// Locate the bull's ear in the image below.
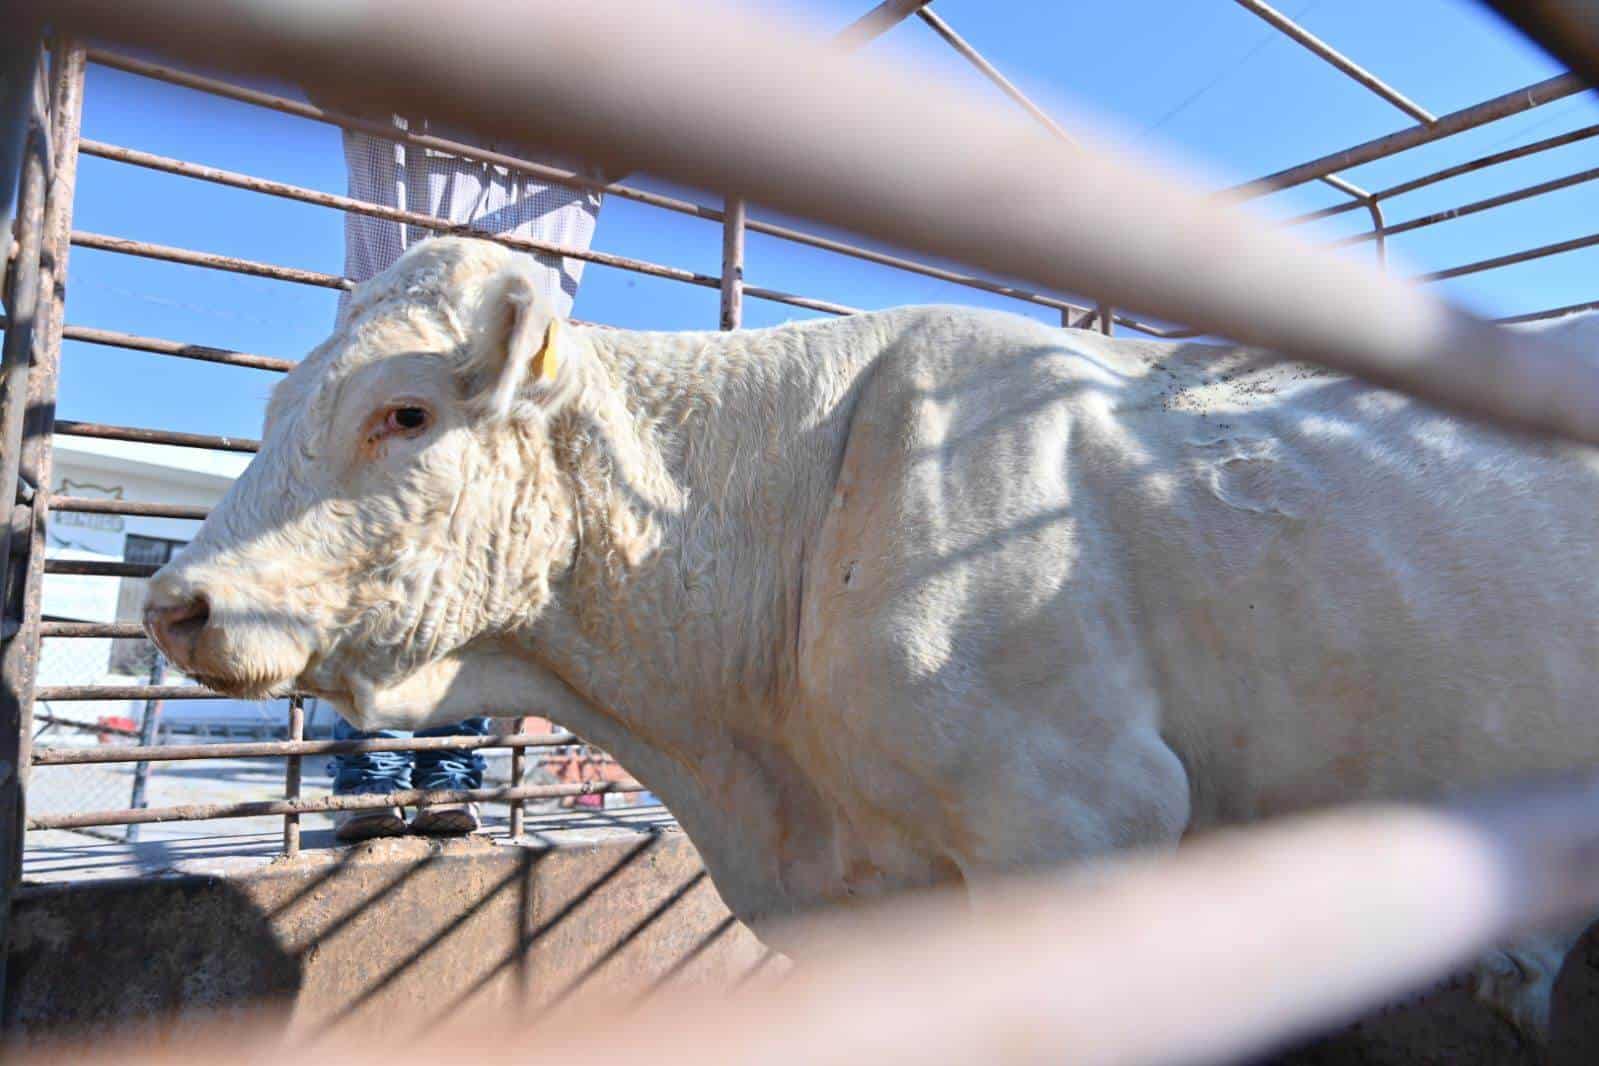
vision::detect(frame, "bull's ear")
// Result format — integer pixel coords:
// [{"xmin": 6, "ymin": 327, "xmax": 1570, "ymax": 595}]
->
[{"xmin": 472, "ymin": 262, "xmax": 581, "ymax": 422}]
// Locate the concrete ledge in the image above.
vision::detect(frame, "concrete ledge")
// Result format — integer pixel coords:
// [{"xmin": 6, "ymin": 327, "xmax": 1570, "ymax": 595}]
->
[
  {"xmin": 8, "ymin": 813, "xmax": 1599, "ymax": 1063},
  {"xmin": 5, "ymin": 811, "xmax": 773, "ymax": 1043}
]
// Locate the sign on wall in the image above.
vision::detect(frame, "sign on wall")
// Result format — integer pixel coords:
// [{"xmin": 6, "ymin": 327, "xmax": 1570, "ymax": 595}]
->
[{"xmin": 53, "ymin": 478, "xmax": 126, "ymax": 533}]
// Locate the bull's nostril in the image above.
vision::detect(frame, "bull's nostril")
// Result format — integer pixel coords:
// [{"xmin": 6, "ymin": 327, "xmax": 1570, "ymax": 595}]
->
[{"xmin": 145, "ymin": 594, "xmax": 211, "ymax": 660}]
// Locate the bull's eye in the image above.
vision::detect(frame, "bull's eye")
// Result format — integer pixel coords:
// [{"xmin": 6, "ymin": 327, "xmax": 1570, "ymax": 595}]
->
[
  {"xmin": 392, "ymin": 407, "xmax": 428, "ymax": 431},
  {"xmin": 364, "ymin": 404, "xmax": 433, "ymax": 454}
]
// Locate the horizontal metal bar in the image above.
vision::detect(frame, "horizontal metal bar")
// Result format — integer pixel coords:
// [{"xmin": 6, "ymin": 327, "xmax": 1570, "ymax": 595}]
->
[
  {"xmin": 2, "ymin": 314, "xmax": 294, "ymax": 372},
  {"xmin": 1418, "ymin": 231, "xmax": 1599, "ymax": 283},
  {"xmin": 1235, "ymin": 73, "xmax": 1587, "ymax": 198},
  {"xmin": 49, "ymin": 494, "xmax": 209, "ymax": 520},
  {"xmin": 54, "ymin": 418, "xmax": 259, "ymax": 452},
  {"xmin": 63, "ymin": 320, "xmax": 294, "ymax": 372},
  {"xmin": 36, "ymin": 685, "xmax": 270, "ymax": 701},
  {"xmin": 44, "ymin": 1, "xmax": 1599, "ymax": 449},
  {"xmin": 1338, "ymin": 166, "xmax": 1599, "ymax": 246},
  {"xmin": 33, "ymin": 730, "xmax": 581, "ymax": 764},
  {"xmin": 82, "ymin": 52, "xmax": 1094, "ymax": 317},
  {"xmin": 1374, "ymin": 124, "xmax": 1599, "ymax": 204},
  {"xmin": 1284, "ymin": 123, "xmax": 1599, "ymax": 228},
  {"xmin": 80, "ymin": 140, "xmax": 722, "ymax": 291},
  {"xmin": 33, "ymin": 710, "xmax": 139, "ymax": 737},
  {"xmin": 1233, "ymin": 0, "xmax": 1434, "ymax": 124},
  {"xmin": 743, "ymin": 285, "xmax": 860, "ymax": 316},
  {"xmin": 1497, "ymin": 299, "xmax": 1599, "ymax": 325},
  {"xmin": 41, "ymin": 620, "xmax": 144, "ymax": 637},
  {"xmin": 84, "ymin": 47, "xmax": 711, "ymax": 217},
  {"xmin": 72, "ymin": 229, "xmax": 352, "ymax": 289},
  {"xmin": 27, "ymin": 779, "xmax": 646, "ymax": 830},
  {"xmin": 45, "ymin": 558, "xmax": 158, "ymax": 577}
]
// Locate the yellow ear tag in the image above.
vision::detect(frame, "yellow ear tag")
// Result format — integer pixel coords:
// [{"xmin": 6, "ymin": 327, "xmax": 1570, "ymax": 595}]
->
[{"xmin": 532, "ymin": 319, "xmax": 563, "ymax": 383}]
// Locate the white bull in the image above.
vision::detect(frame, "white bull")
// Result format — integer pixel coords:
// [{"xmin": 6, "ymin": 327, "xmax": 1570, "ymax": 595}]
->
[{"xmin": 145, "ymin": 237, "xmax": 1598, "ymax": 1044}]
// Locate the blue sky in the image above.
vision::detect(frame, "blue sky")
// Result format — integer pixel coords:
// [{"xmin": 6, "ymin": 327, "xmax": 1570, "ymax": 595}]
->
[{"xmin": 58, "ymin": 0, "xmax": 1599, "ymax": 442}]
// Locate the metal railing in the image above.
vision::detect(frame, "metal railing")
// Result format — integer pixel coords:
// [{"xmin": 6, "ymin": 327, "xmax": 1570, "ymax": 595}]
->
[{"xmin": 0, "ymin": 0, "xmax": 1595, "ymax": 999}]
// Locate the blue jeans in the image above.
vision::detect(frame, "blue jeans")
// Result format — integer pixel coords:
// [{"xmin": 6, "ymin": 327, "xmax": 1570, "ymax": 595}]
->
[{"xmin": 329, "ymin": 716, "xmax": 492, "ymax": 795}]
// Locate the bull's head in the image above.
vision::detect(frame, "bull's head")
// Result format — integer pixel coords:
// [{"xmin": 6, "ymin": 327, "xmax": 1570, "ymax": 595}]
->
[{"xmin": 142, "ymin": 238, "xmax": 602, "ymax": 729}]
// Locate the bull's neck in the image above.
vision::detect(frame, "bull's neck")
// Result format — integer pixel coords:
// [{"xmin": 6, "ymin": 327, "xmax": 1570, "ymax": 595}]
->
[{"xmin": 532, "ymin": 316, "xmax": 886, "ymax": 754}]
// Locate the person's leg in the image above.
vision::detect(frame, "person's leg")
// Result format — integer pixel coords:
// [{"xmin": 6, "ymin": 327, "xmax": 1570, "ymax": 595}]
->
[
  {"xmin": 328, "ymin": 715, "xmax": 412, "ymax": 841},
  {"xmin": 409, "ymin": 717, "xmax": 493, "ymax": 835}
]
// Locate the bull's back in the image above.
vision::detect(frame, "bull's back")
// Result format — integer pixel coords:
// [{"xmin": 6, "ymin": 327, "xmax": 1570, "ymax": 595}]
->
[{"xmin": 1109, "ymin": 333, "xmax": 1599, "ymax": 829}]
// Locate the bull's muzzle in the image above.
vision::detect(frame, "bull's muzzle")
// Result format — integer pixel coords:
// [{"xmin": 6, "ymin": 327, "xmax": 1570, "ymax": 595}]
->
[{"xmin": 142, "ymin": 588, "xmax": 211, "ymax": 673}]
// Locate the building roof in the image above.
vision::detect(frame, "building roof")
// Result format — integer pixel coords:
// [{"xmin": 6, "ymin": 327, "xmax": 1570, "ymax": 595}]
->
[{"xmin": 52, "ymin": 434, "xmax": 252, "ymax": 488}]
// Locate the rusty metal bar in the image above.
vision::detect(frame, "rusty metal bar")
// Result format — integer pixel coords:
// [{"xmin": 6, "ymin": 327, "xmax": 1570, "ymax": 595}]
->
[
  {"xmin": 508, "ymin": 716, "xmax": 529, "ymax": 839},
  {"xmin": 1417, "ymin": 230, "xmax": 1599, "ymax": 283},
  {"xmin": 34, "ymin": 730, "xmax": 582, "ymax": 765},
  {"xmin": 44, "ymin": 0, "xmax": 1599, "ymax": 447},
  {"xmin": 1368, "ymin": 198, "xmax": 1387, "ymax": 269},
  {"xmin": 720, "ymin": 196, "xmax": 745, "ymax": 330},
  {"xmin": 1339, "ymin": 165, "xmax": 1599, "ymax": 246},
  {"xmin": 0, "ymin": 84, "xmax": 46, "ymax": 972},
  {"xmin": 1284, "ymin": 123, "xmax": 1599, "ymax": 228},
  {"xmin": 1498, "ymin": 298, "xmax": 1599, "ymax": 325},
  {"xmin": 78, "ymin": 142, "xmax": 725, "ymax": 292},
  {"xmin": 78, "ymin": 140, "xmax": 1056, "ymax": 320},
  {"xmin": 124, "ymin": 655, "xmax": 165, "ymax": 842},
  {"xmin": 738, "ymin": 219, "xmax": 1087, "ymax": 314},
  {"xmin": 54, "ymin": 419, "xmax": 259, "ymax": 452},
  {"xmin": 60, "ymin": 320, "xmax": 293, "ymax": 372},
  {"xmin": 27, "ymin": 779, "xmax": 647, "ymax": 831},
  {"xmin": 41, "ymin": 620, "xmax": 145, "ymax": 637},
  {"xmin": 31, "ymin": 710, "xmax": 138, "ymax": 737},
  {"xmin": 81, "ymin": 51, "xmax": 1093, "ymax": 318},
  {"xmin": 0, "ymin": 41, "xmax": 81, "ymax": 1010},
  {"xmin": 1233, "ymin": 72, "xmax": 1586, "ymax": 198},
  {"xmin": 743, "ymin": 285, "xmax": 860, "ymax": 317},
  {"xmin": 38, "ymin": 684, "xmax": 258, "ymax": 701},
  {"xmin": 45, "ymin": 559, "xmax": 158, "ymax": 578},
  {"xmin": 915, "ymin": 7, "xmax": 1077, "ymax": 147},
  {"xmin": 282, "ymin": 695, "xmax": 302, "ymax": 856},
  {"xmin": 72, "ymin": 229, "xmax": 352, "ymax": 289},
  {"xmin": 49, "ymin": 495, "xmax": 209, "ymax": 520},
  {"xmin": 1232, "ymin": 0, "xmax": 1435, "ymax": 123},
  {"xmin": 834, "ymin": 0, "xmax": 932, "ymax": 49},
  {"xmin": 0, "ymin": 59, "xmax": 49, "ymax": 642},
  {"xmin": 84, "ymin": 48, "xmax": 703, "ymax": 216}
]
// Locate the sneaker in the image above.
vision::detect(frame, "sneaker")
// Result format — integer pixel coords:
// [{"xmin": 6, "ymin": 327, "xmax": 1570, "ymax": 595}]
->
[
  {"xmin": 333, "ymin": 806, "xmax": 407, "ymax": 842},
  {"xmin": 410, "ymin": 802, "xmax": 482, "ymax": 836}
]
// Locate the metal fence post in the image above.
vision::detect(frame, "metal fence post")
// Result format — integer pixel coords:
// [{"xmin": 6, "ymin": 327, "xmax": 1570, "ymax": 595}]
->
[
  {"xmin": 0, "ymin": 37, "xmax": 84, "ymax": 1014},
  {"xmin": 720, "ymin": 196, "xmax": 745, "ymax": 331},
  {"xmin": 508, "ymin": 715, "xmax": 528, "ymax": 839},
  {"xmin": 283, "ymin": 695, "xmax": 303, "ymax": 856},
  {"xmin": 125, "ymin": 655, "xmax": 165, "ymax": 842}
]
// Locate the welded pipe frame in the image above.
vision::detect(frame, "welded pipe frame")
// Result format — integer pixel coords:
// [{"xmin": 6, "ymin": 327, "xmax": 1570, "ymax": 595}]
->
[
  {"xmin": 9, "ymin": 2, "xmax": 1599, "ymax": 831},
  {"xmin": 4, "ymin": 2, "xmax": 1594, "ymax": 842}
]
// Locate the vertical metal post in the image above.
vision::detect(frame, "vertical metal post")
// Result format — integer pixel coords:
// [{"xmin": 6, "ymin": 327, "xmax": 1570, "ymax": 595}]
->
[
  {"xmin": 1367, "ymin": 198, "xmax": 1388, "ymax": 270},
  {"xmin": 125, "ymin": 655, "xmax": 165, "ymax": 842},
  {"xmin": 0, "ymin": 39, "xmax": 84, "ymax": 1010},
  {"xmin": 508, "ymin": 715, "xmax": 528, "ymax": 839},
  {"xmin": 1097, "ymin": 302, "xmax": 1113, "ymax": 336},
  {"xmin": 720, "ymin": 196, "xmax": 745, "ymax": 331},
  {"xmin": 283, "ymin": 695, "xmax": 304, "ymax": 856}
]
